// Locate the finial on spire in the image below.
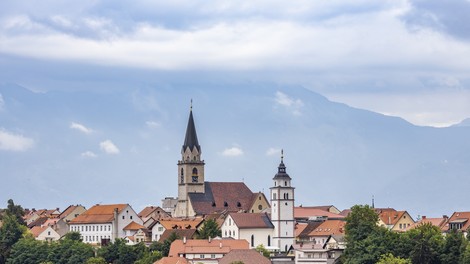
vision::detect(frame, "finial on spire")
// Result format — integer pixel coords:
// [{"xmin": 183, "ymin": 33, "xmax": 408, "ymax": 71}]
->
[
  {"xmin": 190, "ymin": 99, "xmax": 193, "ymax": 111},
  {"xmin": 281, "ymin": 149, "xmax": 284, "ymax": 163},
  {"xmin": 372, "ymin": 195, "xmax": 375, "ymax": 209}
]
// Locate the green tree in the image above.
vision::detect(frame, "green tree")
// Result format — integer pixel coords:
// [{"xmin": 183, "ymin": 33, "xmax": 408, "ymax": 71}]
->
[
  {"xmin": 377, "ymin": 253, "xmax": 411, "ymax": 264},
  {"xmin": 6, "ymin": 238, "xmax": 48, "ymax": 264},
  {"xmin": 197, "ymin": 219, "xmax": 221, "ymax": 239},
  {"xmin": 149, "ymin": 232, "xmax": 180, "ymax": 257},
  {"xmin": 85, "ymin": 257, "xmax": 107, "ymax": 264},
  {"xmin": 47, "ymin": 238, "xmax": 94, "ymax": 264},
  {"xmin": 5, "ymin": 200, "xmax": 25, "ymax": 226},
  {"xmin": 62, "ymin": 231, "xmax": 82, "ymax": 242},
  {"xmin": 255, "ymin": 244, "xmax": 270, "ymax": 258},
  {"xmin": 404, "ymin": 223, "xmax": 443, "ymax": 264},
  {"xmin": 440, "ymin": 229, "xmax": 466, "ymax": 264},
  {"xmin": 0, "ymin": 214, "xmax": 26, "ymax": 264},
  {"xmin": 461, "ymin": 244, "xmax": 470, "ymax": 264},
  {"xmin": 134, "ymin": 251, "xmax": 163, "ymax": 264}
]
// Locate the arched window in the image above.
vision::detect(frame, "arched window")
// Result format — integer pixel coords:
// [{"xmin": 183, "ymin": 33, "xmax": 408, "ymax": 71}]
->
[
  {"xmin": 285, "ymin": 181, "xmax": 287, "ymax": 186},
  {"xmin": 192, "ymin": 168, "xmax": 198, "ymax": 183},
  {"xmin": 286, "ymin": 193, "xmax": 289, "ymax": 199},
  {"xmin": 268, "ymin": 235, "xmax": 271, "ymax": 247},
  {"xmin": 180, "ymin": 168, "xmax": 184, "ymax": 183},
  {"xmin": 192, "ymin": 168, "xmax": 198, "ymax": 176},
  {"xmin": 251, "ymin": 235, "xmax": 254, "ymax": 247}
]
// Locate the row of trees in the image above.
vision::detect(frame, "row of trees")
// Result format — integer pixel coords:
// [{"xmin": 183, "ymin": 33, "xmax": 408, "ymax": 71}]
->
[{"xmin": 342, "ymin": 205, "xmax": 470, "ymax": 264}]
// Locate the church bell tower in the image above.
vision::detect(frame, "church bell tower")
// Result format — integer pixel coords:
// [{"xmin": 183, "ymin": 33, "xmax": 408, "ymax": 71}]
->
[
  {"xmin": 174, "ymin": 102, "xmax": 205, "ymax": 217},
  {"xmin": 270, "ymin": 150, "xmax": 295, "ymax": 252}
]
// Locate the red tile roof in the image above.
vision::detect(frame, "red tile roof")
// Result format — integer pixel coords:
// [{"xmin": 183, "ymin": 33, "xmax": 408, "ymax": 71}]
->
[
  {"xmin": 219, "ymin": 249, "xmax": 271, "ymax": 264},
  {"xmin": 443, "ymin": 212, "xmax": 470, "ymax": 232},
  {"xmin": 407, "ymin": 216, "xmax": 448, "ymax": 231},
  {"xmin": 159, "ymin": 229, "xmax": 198, "ymax": 242},
  {"xmin": 159, "ymin": 218, "xmax": 204, "ymax": 230},
  {"xmin": 294, "ymin": 207, "xmax": 344, "ymax": 219},
  {"xmin": 168, "ymin": 239, "xmax": 249, "ymax": 257},
  {"xmin": 308, "ymin": 220, "xmax": 346, "ymax": 237},
  {"xmin": 229, "ymin": 213, "xmax": 274, "ymax": 229},
  {"xmin": 123, "ymin": 221, "xmax": 146, "ymax": 231},
  {"xmin": 30, "ymin": 225, "xmax": 48, "ymax": 237},
  {"xmin": 154, "ymin": 257, "xmax": 189, "ymax": 264},
  {"xmin": 59, "ymin": 205, "xmax": 83, "ymax": 219},
  {"xmin": 70, "ymin": 204, "xmax": 128, "ymax": 224}
]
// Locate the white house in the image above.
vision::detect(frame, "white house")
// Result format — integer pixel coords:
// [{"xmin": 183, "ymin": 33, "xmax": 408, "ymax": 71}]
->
[
  {"xmin": 222, "ymin": 213, "xmax": 274, "ymax": 249},
  {"xmin": 69, "ymin": 204, "xmax": 143, "ymax": 244},
  {"xmin": 150, "ymin": 218, "xmax": 203, "ymax": 242}
]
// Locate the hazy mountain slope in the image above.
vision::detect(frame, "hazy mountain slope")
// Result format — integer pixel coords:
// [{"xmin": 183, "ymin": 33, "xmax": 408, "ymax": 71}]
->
[{"xmin": 1, "ymin": 83, "xmax": 468, "ymax": 217}]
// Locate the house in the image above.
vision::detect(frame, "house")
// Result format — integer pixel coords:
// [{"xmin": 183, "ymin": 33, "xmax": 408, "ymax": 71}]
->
[
  {"xmin": 305, "ymin": 220, "xmax": 346, "ymax": 247},
  {"xmin": 406, "ymin": 215, "xmax": 448, "ymax": 231},
  {"xmin": 154, "ymin": 257, "xmax": 189, "ymax": 264},
  {"xmin": 294, "ymin": 207, "xmax": 344, "ymax": 222},
  {"xmin": 218, "ymin": 249, "xmax": 271, "ymax": 264},
  {"xmin": 24, "ymin": 208, "xmax": 61, "ymax": 226},
  {"xmin": 69, "ymin": 204, "xmax": 143, "ymax": 244},
  {"xmin": 159, "ymin": 229, "xmax": 198, "ymax": 242},
  {"xmin": 168, "ymin": 238, "xmax": 250, "ymax": 264},
  {"xmin": 376, "ymin": 208, "xmax": 415, "ymax": 232},
  {"xmin": 59, "ymin": 205, "xmax": 86, "ymax": 223},
  {"xmin": 138, "ymin": 206, "xmax": 170, "ymax": 222},
  {"xmin": 123, "ymin": 221, "xmax": 150, "ymax": 244},
  {"xmin": 297, "ymin": 222, "xmax": 323, "ymax": 242},
  {"xmin": 442, "ymin": 212, "xmax": 470, "ymax": 236},
  {"xmin": 30, "ymin": 225, "xmax": 61, "ymax": 242},
  {"xmin": 173, "ymin": 106, "xmax": 270, "ymax": 218},
  {"xmin": 292, "ymin": 241, "xmax": 342, "ymax": 264},
  {"xmin": 150, "ymin": 218, "xmax": 204, "ymax": 242},
  {"xmin": 222, "ymin": 213, "xmax": 275, "ymax": 249}
]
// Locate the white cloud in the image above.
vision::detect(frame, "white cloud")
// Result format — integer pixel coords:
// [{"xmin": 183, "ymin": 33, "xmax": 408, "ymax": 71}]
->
[
  {"xmin": 81, "ymin": 151, "xmax": 97, "ymax": 158},
  {"xmin": 222, "ymin": 146, "xmax": 244, "ymax": 157},
  {"xmin": 0, "ymin": 93, "xmax": 4, "ymax": 110},
  {"xmin": 0, "ymin": 129, "xmax": 34, "ymax": 151},
  {"xmin": 99, "ymin": 140, "xmax": 120, "ymax": 154},
  {"xmin": 275, "ymin": 91, "xmax": 304, "ymax": 116},
  {"xmin": 146, "ymin": 121, "xmax": 160, "ymax": 128},
  {"xmin": 70, "ymin": 122, "xmax": 93, "ymax": 134},
  {"xmin": 266, "ymin": 147, "xmax": 281, "ymax": 156}
]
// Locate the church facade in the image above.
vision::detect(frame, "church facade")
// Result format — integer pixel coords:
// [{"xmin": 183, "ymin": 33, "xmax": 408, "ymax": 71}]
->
[{"xmin": 172, "ymin": 105, "xmax": 295, "ymax": 252}]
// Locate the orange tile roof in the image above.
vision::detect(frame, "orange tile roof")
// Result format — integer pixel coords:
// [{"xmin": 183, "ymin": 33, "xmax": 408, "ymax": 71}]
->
[
  {"xmin": 154, "ymin": 257, "xmax": 189, "ymax": 264},
  {"xmin": 229, "ymin": 213, "xmax": 274, "ymax": 229},
  {"xmin": 138, "ymin": 206, "xmax": 159, "ymax": 218},
  {"xmin": 219, "ymin": 249, "xmax": 271, "ymax": 264},
  {"xmin": 168, "ymin": 239, "xmax": 249, "ymax": 257},
  {"xmin": 123, "ymin": 221, "xmax": 146, "ymax": 231},
  {"xmin": 295, "ymin": 223, "xmax": 308, "ymax": 237},
  {"xmin": 376, "ymin": 209, "xmax": 411, "ymax": 226},
  {"xmin": 294, "ymin": 207, "xmax": 344, "ymax": 219},
  {"xmin": 59, "ymin": 205, "xmax": 83, "ymax": 219},
  {"xmin": 30, "ymin": 226, "xmax": 48, "ymax": 237},
  {"xmin": 443, "ymin": 212, "xmax": 470, "ymax": 232},
  {"xmin": 407, "ymin": 216, "xmax": 447, "ymax": 231},
  {"xmin": 160, "ymin": 218, "xmax": 204, "ymax": 230},
  {"xmin": 70, "ymin": 204, "xmax": 128, "ymax": 224},
  {"xmin": 308, "ymin": 220, "xmax": 346, "ymax": 237}
]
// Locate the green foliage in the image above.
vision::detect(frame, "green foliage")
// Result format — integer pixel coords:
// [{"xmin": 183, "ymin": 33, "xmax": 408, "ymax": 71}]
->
[
  {"xmin": 197, "ymin": 219, "xmax": 221, "ymax": 239},
  {"xmin": 255, "ymin": 244, "xmax": 270, "ymax": 258},
  {"xmin": 48, "ymin": 238, "xmax": 94, "ymax": 264},
  {"xmin": 0, "ymin": 213, "xmax": 26, "ymax": 264},
  {"xmin": 404, "ymin": 223, "xmax": 443, "ymax": 264},
  {"xmin": 97, "ymin": 239, "xmax": 163, "ymax": 264},
  {"xmin": 2, "ymin": 200, "xmax": 25, "ymax": 226},
  {"xmin": 134, "ymin": 251, "xmax": 163, "ymax": 264},
  {"xmin": 149, "ymin": 232, "xmax": 180, "ymax": 257},
  {"xmin": 6, "ymin": 238, "xmax": 48, "ymax": 264},
  {"xmin": 461, "ymin": 244, "xmax": 470, "ymax": 264},
  {"xmin": 440, "ymin": 229, "xmax": 466, "ymax": 264},
  {"xmin": 377, "ymin": 253, "xmax": 411, "ymax": 264},
  {"xmin": 62, "ymin": 231, "xmax": 82, "ymax": 242},
  {"xmin": 85, "ymin": 257, "xmax": 107, "ymax": 264}
]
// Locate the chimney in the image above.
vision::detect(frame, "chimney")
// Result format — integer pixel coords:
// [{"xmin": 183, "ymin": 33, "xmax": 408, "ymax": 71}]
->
[
  {"xmin": 208, "ymin": 236, "xmax": 212, "ymax": 243},
  {"xmin": 443, "ymin": 215, "xmax": 449, "ymax": 219},
  {"xmin": 219, "ymin": 242, "xmax": 222, "ymax": 249},
  {"xmin": 113, "ymin": 208, "xmax": 119, "ymax": 241},
  {"xmin": 183, "ymin": 236, "xmax": 187, "ymax": 244},
  {"xmin": 422, "ymin": 216, "xmax": 426, "ymax": 220}
]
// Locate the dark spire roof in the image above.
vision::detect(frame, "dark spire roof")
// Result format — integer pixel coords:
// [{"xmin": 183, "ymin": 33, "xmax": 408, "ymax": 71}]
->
[
  {"xmin": 182, "ymin": 103, "xmax": 201, "ymax": 153},
  {"xmin": 273, "ymin": 149, "xmax": 291, "ymax": 180}
]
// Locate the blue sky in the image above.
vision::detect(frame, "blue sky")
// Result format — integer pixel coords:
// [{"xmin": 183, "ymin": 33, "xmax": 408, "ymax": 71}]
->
[{"xmin": 1, "ymin": 0, "xmax": 470, "ymax": 216}]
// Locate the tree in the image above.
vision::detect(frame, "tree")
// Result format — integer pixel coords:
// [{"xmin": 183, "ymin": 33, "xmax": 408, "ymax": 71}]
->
[
  {"xmin": 255, "ymin": 244, "xmax": 270, "ymax": 258},
  {"xmin": 440, "ymin": 229, "xmax": 466, "ymax": 264},
  {"xmin": 377, "ymin": 253, "xmax": 411, "ymax": 264},
  {"xmin": 461, "ymin": 244, "xmax": 470, "ymax": 264},
  {"xmin": 6, "ymin": 238, "xmax": 48, "ymax": 264},
  {"xmin": 0, "ymin": 214, "xmax": 26, "ymax": 264},
  {"xmin": 5, "ymin": 200, "xmax": 25, "ymax": 226},
  {"xmin": 62, "ymin": 231, "xmax": 82, "ymax": 242},
  {"xmin": 197, "ymin": 219, "xmax": 221, "ymax": 239},
  {"xmin": 85, "ymin": 257, "xmax": 107, "ymax": 264},
  {"xmin": 47, "ymin": 238, "xmax": 94, "ymax": 264},
  {"xmin": 404, "ymin": 223, "xmax": 443, "ymax": 264}
]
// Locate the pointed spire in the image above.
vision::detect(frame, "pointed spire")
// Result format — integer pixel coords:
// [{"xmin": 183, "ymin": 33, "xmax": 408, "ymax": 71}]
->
[
  {"xmin": 182, "ymin": 100, "xmax": 201, "ymax": 153},
  {"xmin": 274, "ymin": 149, "xmax": 291, "ymax": 179}
]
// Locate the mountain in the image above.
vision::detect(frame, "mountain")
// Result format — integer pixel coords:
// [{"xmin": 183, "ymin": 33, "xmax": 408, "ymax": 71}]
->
[{"xmin": 1, "ymin": 83, "xmax": 469, "ymax": 218}]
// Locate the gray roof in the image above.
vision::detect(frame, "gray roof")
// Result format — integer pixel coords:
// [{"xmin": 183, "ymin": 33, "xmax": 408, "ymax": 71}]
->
[{"xmin": 182, "ymin": 109, "xmax": 200, "ymax": 153}]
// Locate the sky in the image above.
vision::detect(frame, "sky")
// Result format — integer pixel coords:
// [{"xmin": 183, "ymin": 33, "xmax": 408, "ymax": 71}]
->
[{"xmin": 1, "ymin": 0, "xmax": 470, "ymax": 216}]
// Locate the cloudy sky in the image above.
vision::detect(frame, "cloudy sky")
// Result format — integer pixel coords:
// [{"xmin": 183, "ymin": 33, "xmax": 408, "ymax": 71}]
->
[{"xmin": 1, "ymin": 0, "xmax": 470, "ymax": 215}]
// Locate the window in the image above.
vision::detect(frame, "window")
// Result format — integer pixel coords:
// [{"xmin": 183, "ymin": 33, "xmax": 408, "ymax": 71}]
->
[
  {"xmin": 158, "ymin": 227, "xmax": 163, "ymax": 231},
  {"xmin": 180, "ymin": 168, "xmax": 184, "ymax": 183},
  {"xmin": 192, "ymin": 167, "xmax": 198, "ymax": 176},
  {"xmin": 211, "ymin": 254, "xmax": 215, "ymax": 259},
  {"xmin": 273, "ymin": 193, "xmax": 277, "ymax": 199},
  {"xmin": 268, "ymin": 235, "xmax": 271, "ymax": 246},
  {"xmin": 200, "ymin": 255, "xmax": 204, "ymax": 259},
  {"xmin": 285, "ymin": 181, "xmax": 287, "ymax": 186},
  {"xmin": 122, "ymin": 216, "xmax": 125, "ymax": 219},
  {"xmin": 258, "ymin": 205, "xmax": 262, "ymax": 210},
  {"xmin": 251, "ymin": 235, "xmax": 254, "ymax": 247},
  {"xmin": 259, "ymin": 196, "xmax": 261, "ymax": 200},
  {"xmin": 130, "ymin": 216, "xmax": 133, "ymax": 219},
  {"xmin": 48, "ymin": 231, "xmax": 51, "ymax": 236}
]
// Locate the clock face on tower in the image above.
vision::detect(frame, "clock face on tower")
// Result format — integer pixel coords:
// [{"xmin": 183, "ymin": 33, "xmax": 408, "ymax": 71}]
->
[{"xmin": 192, "ymin": 176, "xmax": 198, "ymax": 183}]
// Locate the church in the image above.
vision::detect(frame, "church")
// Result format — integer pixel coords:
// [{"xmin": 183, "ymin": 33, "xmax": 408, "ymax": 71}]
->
[{"xmin": 172, "ymin": 103, "xmax": 295, "ymax": 252}]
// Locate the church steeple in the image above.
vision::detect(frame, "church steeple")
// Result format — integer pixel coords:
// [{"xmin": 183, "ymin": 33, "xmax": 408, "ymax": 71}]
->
[
  {"xmin": 274, "ymin": 149, "xmax": 291, "ymax": 180},
  {"xmin": 182, "ymin": 101, "xmax": 201, "ymax": 153}
]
